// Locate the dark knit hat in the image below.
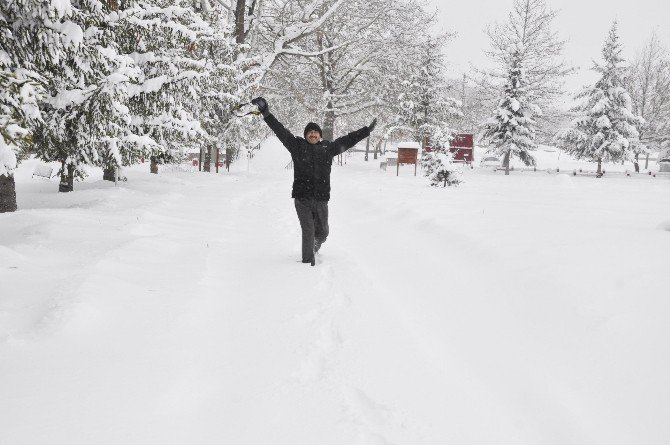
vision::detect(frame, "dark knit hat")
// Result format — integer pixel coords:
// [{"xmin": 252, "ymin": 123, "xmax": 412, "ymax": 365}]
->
[{"xmin": 304, "ymin": 122, "xmax": 322, "ymax": 138}]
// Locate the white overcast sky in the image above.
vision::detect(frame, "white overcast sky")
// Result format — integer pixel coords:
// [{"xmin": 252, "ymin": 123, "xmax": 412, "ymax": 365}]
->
[{"xmin": 427, "ymin": 0, "xmax": 670, "ymax": 94}]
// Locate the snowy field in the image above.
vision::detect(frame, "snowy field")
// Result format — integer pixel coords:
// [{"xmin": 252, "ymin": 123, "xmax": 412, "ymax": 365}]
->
[{"xmin": 2, "ymin": 138, "xmax": 670, "ymax": 444}]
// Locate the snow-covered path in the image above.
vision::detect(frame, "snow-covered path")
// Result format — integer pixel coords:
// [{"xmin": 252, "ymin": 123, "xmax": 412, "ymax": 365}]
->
[{"xmin": 2, "ymin": 141, "xmax": 670, "ymax": 444}]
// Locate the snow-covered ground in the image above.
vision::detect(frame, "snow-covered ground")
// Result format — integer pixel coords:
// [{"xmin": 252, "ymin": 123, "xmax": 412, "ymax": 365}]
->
[{"xmin": 2, "ymin": 139, "xmax": 670, "ymax": 444}]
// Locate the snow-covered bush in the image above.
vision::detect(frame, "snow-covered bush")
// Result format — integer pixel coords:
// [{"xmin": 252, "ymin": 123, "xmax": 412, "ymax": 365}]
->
[{"xmin": 421, "ymin": 147, "xmax": 461, "ymax": 187}]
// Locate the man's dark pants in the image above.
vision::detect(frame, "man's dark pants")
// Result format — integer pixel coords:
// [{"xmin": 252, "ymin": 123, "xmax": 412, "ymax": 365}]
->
[{"xmin": 294, "ymin": 198, "xmax": 329, "ymax": 262}]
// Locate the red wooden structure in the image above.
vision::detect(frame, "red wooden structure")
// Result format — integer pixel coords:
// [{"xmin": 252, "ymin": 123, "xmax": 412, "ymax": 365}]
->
[
  {"xmin": 449, "ymin": 134, "xmax": 474, "ymax": 163},
  {"xmin": 396, "ymin": 146, "xmax": 419, "ymax": 176}
]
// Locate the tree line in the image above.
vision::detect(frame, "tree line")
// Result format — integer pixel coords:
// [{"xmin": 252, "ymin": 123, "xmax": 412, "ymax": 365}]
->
[
  {"xmin": 1, "ymin": 0, "xmax": 454, "ymax": 211},
  {"xmin": 465, "ymin": 0, "xmax": 670, "ymax": 176},
  {"xmin": 3, "ymin": 0, "xmax": 669, "ymax": 210}
]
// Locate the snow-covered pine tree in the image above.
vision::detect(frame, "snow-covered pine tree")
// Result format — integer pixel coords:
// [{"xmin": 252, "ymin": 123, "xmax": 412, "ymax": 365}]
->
[
  {"xmin": 421, "ymin": 129, "xmax": 461, "ymax": 187},
  {"xmin": 479, "ymin": 0, "xmax": 570, "ymax": 175},
  {"xmin": 482, "ymin": 44, "xmax": 538, "ymax": 175},
  {"xmin": 0, "ymin": 1, "xmax": 70, "ymax": 205},
  {"xmin": 394, "ymin": 34, "xmax": 461, "ymax": 144},
  {"xmin": 1, "ymin": 3, "xmax": 48, "ymax": 211},
  {"xmin": 119, "ymin": 1, "xmax": 212, "ymax": 174},
  {"xmin": 556, "ymin": 21, "xmax": 643, "ymax": 176},
  {"xmin": 196, "ymin": 3, "xmax": 260, "ymax": 172},
  {"xmin": 0, "ymin": 70, "xmax": 41, "ymax": 212},
  {"xmin": 28, "ymin": 1, "xmax": 145, "ymax": 192}
]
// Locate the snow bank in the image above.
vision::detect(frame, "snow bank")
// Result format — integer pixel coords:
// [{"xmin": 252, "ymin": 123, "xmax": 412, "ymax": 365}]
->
[{"xmin": 2, "ymin": 142, "xmax": 670, "ymax": 444}]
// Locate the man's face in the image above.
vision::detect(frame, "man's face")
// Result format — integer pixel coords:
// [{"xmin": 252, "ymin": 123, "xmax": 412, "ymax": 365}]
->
[{"xmin": 306, "ymin": 130, "xmax": 321, "ymax": 145}]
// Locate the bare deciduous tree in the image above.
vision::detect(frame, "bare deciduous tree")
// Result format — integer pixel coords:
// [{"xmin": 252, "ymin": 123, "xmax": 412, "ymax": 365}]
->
[{"xmin": 625, "ymin": 33, "xmax": 670, "ymax": 168}]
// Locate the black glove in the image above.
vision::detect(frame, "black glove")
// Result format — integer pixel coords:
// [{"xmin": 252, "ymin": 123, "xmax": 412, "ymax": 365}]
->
[
  {"xmin": 368, "ymin": 118, "xmax": 377, "ymax": 133},
  {"xmin": 251, "ymin": 97, "xmax": 269, "ymax": 117}
]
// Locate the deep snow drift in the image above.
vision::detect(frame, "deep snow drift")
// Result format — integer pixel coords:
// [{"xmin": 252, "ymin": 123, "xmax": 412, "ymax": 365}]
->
[{"xmin": 2, "ymin": 140, "xmax": 670, "ymax": 444}]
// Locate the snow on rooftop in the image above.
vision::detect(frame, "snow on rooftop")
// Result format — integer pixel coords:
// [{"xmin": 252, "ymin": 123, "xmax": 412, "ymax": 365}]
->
[{"xmin": 396, "ymin": 141, "xmax": 421, "ymax": 149}]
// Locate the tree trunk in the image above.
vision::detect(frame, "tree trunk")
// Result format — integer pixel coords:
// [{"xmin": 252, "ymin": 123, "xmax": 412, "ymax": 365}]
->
[
  {"xmin": 316, "ymin": 31, "xmax": 336, "ymax": 142},
  {"xmin": 203, "ymin": 146, "xmax": 211, "ymax": 172},
  {"xmin": 645, "ymin": 152, "xmax": 649, "ymax": 170},
  {"xmin": 374, "ymin": 140, "xmax": 382, "ymax": 160},
  {"xmin": 596, "ymin": 158, "xmax": 602, "ymax": 176},
  {"xmin": 150, "ymin": 156, "xmax": 158, "ymax": 174},
  {"xmin": 0, "ymin": 174, "xmax": 18, "ymax": 213},
  {"xmin": 503, "ymin": 151, "xmax": 511, "ymax": 175},
  {"xmin": 103, "ymin": 166, "xmax": 116, "ymax": 182},
  {"xmin": 234, "ymin": 0, "xmax": 246, "ymax": 44},
  {"xmin": 322, "ymin": 106, "xmax": 335, "ymax": 142},
  {"xmin": 364, "ymin": 137, "xmax": 370, "ymax": 161},
  {"xmin": 59, "ymin": 163, "xmax": 74, "ymax": 192}
]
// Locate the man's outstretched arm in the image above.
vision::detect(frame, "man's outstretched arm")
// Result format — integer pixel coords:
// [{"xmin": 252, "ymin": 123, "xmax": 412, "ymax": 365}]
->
[
  {"xmin": 329, "ymin": 118, "xmax": 377, "ymax": 156},
  {"xmin": 252, "ymin": 97, "xmax": 297, "ymax": 152}
]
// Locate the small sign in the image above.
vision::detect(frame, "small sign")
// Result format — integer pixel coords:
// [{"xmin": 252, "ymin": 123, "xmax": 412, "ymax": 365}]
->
[{"xmin": 397, "ymin": 147, "xmax": 418, "ymax": 176}]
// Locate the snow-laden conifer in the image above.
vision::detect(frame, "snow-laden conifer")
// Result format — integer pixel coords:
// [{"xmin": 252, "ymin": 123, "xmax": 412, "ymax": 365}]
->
[
  {"xmin": 380, "ymin": 31, "xmax": 461, "ymax": 165},
  {"xmin": 421, "ymin": 129, "xmax": 461, "ymax": 187},
  {"xmin": 556, "ymin": 21, "xmax": 643, "ymax": 175},
  {"xmin": 25, "ymin": 1, "xmax": 148, "ymax": 191},
  {"xmin": 482, "ymin": 44, "xmax": 539, "ymax": 174},
  {"xmin": 394, "ymin": 35, "xmax": 461, "ymax": 143},
  {"xmin": 195, "ymin": 4, "xmax": 260, "ymax": 171},
  {"xmin": 119, "ymin": 1, "xmax": 212, "ymax": 173},
  {"xmin": 0, "ymin": 1, "xmax": 68, "ymax": 208},
  {"xmin": 479, "ymin": 0, "xmax": 570, "ymax": 175},
  {"xmin": 0, "ymin": 71, "xmax": 42, "ymax": 212}
]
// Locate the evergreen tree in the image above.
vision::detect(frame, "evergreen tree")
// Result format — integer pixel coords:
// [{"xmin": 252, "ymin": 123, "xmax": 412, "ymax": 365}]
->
[
  {"xmin": 479, "ymin": 0, "xmax": 570, "ymax": 174},
  {"xmin": 0, "ymin": 71, "xmax": 41, "ymax": 212},
  {"xmin": 556, "ymin": 21, "xmax": 643, "ymax": 175},
  {"xmin": 482, "ymin": 44, "xmax": 538, "ymax": 175},
  {"xmin": 421, "ymin": 129, "xmax": 461, "ymax": 187},
  {"xmin": 119, "ymin": 1, "xmax": 212, "ymax": 174},
  {"xmin": 394, "ymin": 34, "xmax": 461, "ymax": 145},
  {"xmin": 196, "ymin": 4, "xmax": 259, "ymax": 172},
  {"xmin": 30, "ymin": 1, "xmax": 144, "ymax": 191},
  {"xmin": 0, "ymin": 0, "xmax": 69, "ymax": 208}
]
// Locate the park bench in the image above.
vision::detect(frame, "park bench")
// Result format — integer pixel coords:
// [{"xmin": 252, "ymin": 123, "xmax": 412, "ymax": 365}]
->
[{"xmin": 32, "ymin": 164, "xmax": 53, "ymax": 179}]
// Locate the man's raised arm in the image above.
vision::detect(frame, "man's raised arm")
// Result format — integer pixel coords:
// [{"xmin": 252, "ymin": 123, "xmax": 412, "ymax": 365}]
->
[
  {"xmin": 329, "ymin": 118, "xmax": 377, "ymax": 156},
  {"xmin": 252, "ymin": 97, "xmax": 297, "ymax": 152}
]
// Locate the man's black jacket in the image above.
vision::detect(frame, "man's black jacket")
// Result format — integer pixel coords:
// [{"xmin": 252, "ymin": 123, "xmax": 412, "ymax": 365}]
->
[{"xmin": 264, "ymin": 113, "xmax": 371, "ymax": 201}]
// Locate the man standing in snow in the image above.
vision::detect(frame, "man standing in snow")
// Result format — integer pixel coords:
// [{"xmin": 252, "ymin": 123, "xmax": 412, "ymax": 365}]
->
[{"xmin": 251, "ymin": 97, "xmax": 376, "ymax": 266}]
